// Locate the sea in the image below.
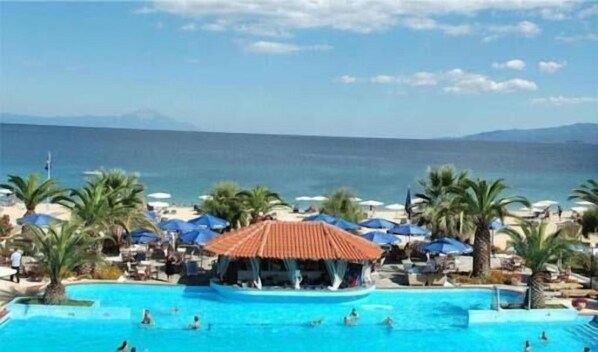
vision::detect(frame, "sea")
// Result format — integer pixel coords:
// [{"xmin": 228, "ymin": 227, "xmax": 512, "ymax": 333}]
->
[{"xmin": 1, "ymin": 123, "xmax": 597, "ymax": 207}]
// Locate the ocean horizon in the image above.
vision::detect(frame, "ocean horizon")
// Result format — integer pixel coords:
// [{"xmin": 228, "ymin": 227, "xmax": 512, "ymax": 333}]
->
[{"xmin": 1, "ymin": 123, "xmax": 597, "ymax": 207}]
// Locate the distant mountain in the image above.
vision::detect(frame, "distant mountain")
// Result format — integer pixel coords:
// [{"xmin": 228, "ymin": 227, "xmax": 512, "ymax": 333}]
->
[
  {"xmin": 0, "ymin": 109, "xmax": 199, "ymax": 132},
  {"xmin": 459, "ymin": 123, "xmax": 598, "ymax": 144}
]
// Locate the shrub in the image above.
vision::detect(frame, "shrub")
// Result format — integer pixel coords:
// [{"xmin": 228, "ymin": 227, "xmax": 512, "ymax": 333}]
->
[
  {"xmin": 93, "ymin": 265, "xmax": 123, "ymax": 280},
  {"xmin": 0, "ymin": 215, "xmax": 13, "ymax": 237},
  {"xmin": 580, "ymin": 208, "xmax": 598, "ymax": 236}
]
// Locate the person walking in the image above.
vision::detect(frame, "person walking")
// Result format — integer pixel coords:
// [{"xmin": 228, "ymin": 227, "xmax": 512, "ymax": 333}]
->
[{"xmin": 10, "ymin": 249, "xmax": 22, "ymax": 284}]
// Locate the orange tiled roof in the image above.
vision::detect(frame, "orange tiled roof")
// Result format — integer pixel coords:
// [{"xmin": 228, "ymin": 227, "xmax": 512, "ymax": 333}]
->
[{"xmin": 204, "ymin": 221, "xmax": 383, "ymax": 261}]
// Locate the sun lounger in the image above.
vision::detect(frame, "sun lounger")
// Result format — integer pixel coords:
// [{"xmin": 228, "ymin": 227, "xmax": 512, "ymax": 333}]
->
[
  {"xmin": 561, "ymin": 289, "xmax": 598, "ymax": 299},
  {"xmin": 545, "ymin": 282, "xmax": 583, "ymax": 291}
]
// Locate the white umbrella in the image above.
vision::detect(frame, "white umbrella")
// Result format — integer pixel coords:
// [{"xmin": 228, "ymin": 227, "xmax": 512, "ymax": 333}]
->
[
  {"xmin": 148, "ymin": 201, "xmax": 169, "ymax": 208},
  {"xmin": 411, "ymin": 197, "xmax": 426, "ymax": 205},
  {"xmin": 295, "ymin": 196, "xmax": 313, "ymax": 201},
  {"xmin": 82, "ymin": 170, "xmax": 102, "ymax": 176},
  {"xmin": 148, "ymin": 192, "xmax": 171, "ymax": 199},
  {"xmin": 269, "ymin": 200, "xmax": 282, "ymax": 205},
  {"xmin": 359, "ymin": 200, "xmax": 384, "ymax": 207},
  {"xmin": 385, "ymin": 203, "xmax": 405, "ymax": 211},
  {"xmin": 311, "ymin": 196, "xmax": 328, "ymax": 202},
  {"xmin": 571, "ymin": 206, "xmax": 588, "ymax": 214},
  {"xmin": 0, "ymin": 189, "xmax": 12, "ymax": 195},
  {"xmin": 198, "ymin": 195, "xmax": 213, "ymax": 201},
  {"xmin": 350, "ymin": 197, "xmax": 363, "ymax": 202},
  {"xmin": 532, "ymin": 200, "xmax": 558, "ymax": 208},
  {"xmin": 576, "ymin": 201, "xmax": 595, "ymax": 206}
]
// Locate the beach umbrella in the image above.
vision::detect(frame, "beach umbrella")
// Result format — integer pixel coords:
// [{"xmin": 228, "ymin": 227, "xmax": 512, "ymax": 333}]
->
[
  {"xmin": 389, "ymin": 224, "xmax": 430, "ymax": 236},
  {"xmin": 329, "ymin": 218, "xmax": 361, "ymax": 231},
  {"xmin": 359, "ymin": 218, "xmax": 398, "ymax": 230},
  {"xmin": 359, "ymin": 200, "xmax": 384, "ymax": 207},
  {"xmin": 385, "ymin": 203, "xmax": 404, "ymax": 211},
  {"xmin": 130, "ymin": 229, "xmax": 160, "ymax": 244},
  {"xmin": 422, "ymin": 238, "xmax": 472, "ymax": 255},
  {"xmin": 571, "ymin": 206, "xmax": 588, "ymax": 214},
  {"xmin": 311, "ymin": 196, "xmax": 328, "ymax": 202},
  {"xmin": 82, "ymin": 170, "xmax": 102, "ymax": 176},
  {"xmin": 489, "ymin": 219, "xmax": 508, "ymax": 231},
  {"xmin": 198, "ymin": 194, "xmax": 213, "ymax": 201},
  {"xmin": 351, "ymin": 197, "xmax": 363, "ymax": 202},
  {"xmin": 158, "ymin": 219, "xmax": 196, "ymax": 233},
  {"xmin": 188, "ymin": 214, "xmax": 230, "ymax": 230},
  {"xmin": 532, "ymin": 200, "xmax": 558, "ymax": 208},
  {"xmin": 0, "ymin": 189, "xmax": 12, "ymax": 195},
  {"xmin": 148, "ymin": 201, "xmax": 169, "ymax": 208},
  {"xmin": 362, "ymin": 231, "xmax": 401, "ymax": 245},
  {"xmin": 148, "ymin": 192, "xmax": 171, "ymax": 199},
  {"xmin": 303, "ymin": 214, "xmax": 338, "ymax": 223},
  {"xmin": 295, "ymin": 196, "xmax": 313, "ymax": 201},
  {"xmin": 17, "ymin": 214, "xmax": 61, "ymax": 227},
  {"xmin": 180, "ymin": 228, "xmax": 220, "ymax": 246},
  {"xmin": 576, "ymin": 201, "xmax": 595, "ymax": 207}
]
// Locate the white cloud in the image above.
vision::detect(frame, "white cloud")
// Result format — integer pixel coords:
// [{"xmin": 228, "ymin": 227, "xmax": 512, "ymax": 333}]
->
[
  {"xmin": 242, "ymin": 41, "xmax": 332, "ymax": 55},
  {"xmin": 133, "ymin": 6, "xmax": 157, "ymax": 15},
  {"xmin": 144, "ymin": 1, "xmax": 570, "ymax": 35},
  {"xmin": 578, "ymin": 4, "xmax": 598, "ymax": 18},
  {"xmin": 483, "ymin": 21, "xmax": 540, "ymax": 42},
  {"xmin": 492, "ymin": 59, "xmax": 526, "ymax": 70},
  {"xmin": 538, "ymin": 60, "xmax": 565, "ymax": 73},
  {"xmin": 539, "ymin": 8, "xmax": 568, "ymax": 21},
  {"xmin": 337, "ymin": 75, "xmax": 357, "ymax": 84},
  {"xmin": 556, "ymin": 33, "xmax": 598, "ymax": 42},
  {"xmin": 531, "ymin": 96, "xmax": 598, "ymax": 106},
  {"xmin": 202, "ymin": 21, "xmax": 228, "ymax": 32},
  {"xmin": 367, "ymin": 68, "xmax": 537, "ymax": 94},
  {"xmin": 180, "ymin": 23, "xmax": 198, "ymax": 32},
  {"xmin": 401, "ymin": 18, "xmax": 471, "ymax": 36}
]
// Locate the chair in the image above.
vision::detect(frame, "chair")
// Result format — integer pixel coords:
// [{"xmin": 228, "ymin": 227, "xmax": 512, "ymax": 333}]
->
[
  {"xmin": 185, "ymin": 261, "xmax": 199, "ymax": 277},
  {"xmin": 126, "ymin": 262, "xmax": 147, "ymax": 281}
]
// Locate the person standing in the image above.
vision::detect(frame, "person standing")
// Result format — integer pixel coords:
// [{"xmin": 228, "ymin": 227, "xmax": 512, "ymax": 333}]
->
[{"xmin": 10, "ymin": 249, "xmax": 22, "ymax": 284}]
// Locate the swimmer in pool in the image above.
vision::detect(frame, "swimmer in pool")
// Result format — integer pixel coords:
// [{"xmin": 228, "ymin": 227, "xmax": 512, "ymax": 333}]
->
[
  {"xmin": 540, "ymin": 331, "xmax": 548, "ymax": 343},
  {"xmin": 171, "ymin": 306, "xmax": 178, "ymax": 314},
  {"xmin": 309, "ymin": 319, "xmax": 323, "ymax": 327},
  {"xmin": 190, "ymin": 315, "xmax": 201, "ymax": 330},
  {"xmin": 524, "ymin": 340, "xmax": 532, "ymax": 352},
  {"xmin": 383, "ymin": 317, "xmax": 394, "ymax": 328},
  {"xmin": 344, "ymin": 316, "xmax": 353, "ymax": 326},
  {"xmin": 350, "ymin": 308, "xmax": 359, "ymax": 320},
  {"xmin": 141, "ymin": 309, "xmax": 153, "ymax": 325},
  {"xmin": 116, "ymin": 340, "xmax": 128, "ymax": 352}
]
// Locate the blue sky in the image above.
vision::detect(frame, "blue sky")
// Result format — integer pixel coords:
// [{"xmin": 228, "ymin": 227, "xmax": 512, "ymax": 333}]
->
[{"xmin": 0, "ymin": 1, "xmax": 597, "ymax": 138}]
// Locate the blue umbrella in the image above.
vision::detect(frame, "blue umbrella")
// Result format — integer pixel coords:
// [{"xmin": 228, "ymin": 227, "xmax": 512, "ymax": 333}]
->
[
  {"xmin": 17, "ymin": 213, "xmax": 60, "ymax": 226},
  {"xmin": 422, "ymin": 238, "xmax": 471, "ymax": 255},
  {"xmin": 130, "ymin": 229, "xmax": 161, "ymax": 244},
  {"xmin": 180, "ymin": 228, "xmax": 220, "ymax": 246},
  {"xmin": 145, "ymin": 211, "xmax": 159, "ymax": 221},
  {"xmin": 389, "ymin": 224, "xmax": 430, "ymax": 236},
  {"xmin": 359, "ymin": 218, "xmax": 398, "ymax": 230},
  {"xmin": 158, "ymin": 219, "xmax": 196, "ymax": 233},
  {"xmin": 188, "ymin": 214, "xmax": 229, "ymax": 230},
  {"xmin": 329, "ymin": 218, "xmax": 361, "ymax": 231},
  {"xmin": 303, "ymin": 214, "xmax": 338, "ymax": 223},
  {"xmin": 363, "ymin": 231, "xmax": 401, "ymax": 245},
  {"xmin": 489, "ymin": 219, "xmax": 508, "ymax": 230}
]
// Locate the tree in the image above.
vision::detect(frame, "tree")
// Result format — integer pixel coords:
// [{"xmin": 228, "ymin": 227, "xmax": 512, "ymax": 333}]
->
[
  {"xmin": 237, "ymin": 186, "xmax": 288, "ymax": 224},
  {"xmin": 320, "ymin": 188, "xmax": 362, "ymax": 223},
  {"xmin": 569, "ymin": 179, "xmax": 598, "ymax": 207},
  {"xmin": 579, "ymin": 208, "xmax": 598, "ymax": 237},
  {"xmin": 502, "ymin": 222, "xmax": 571, "ymax": 309},
  {"xmin": 452, "ymin": 178, "xmax": 529, "ymax": 277},
  {"xmin": 16, "ymin": 222, "xmax": 105, "ymax": 304},
  {"xmin": 202, "ymin": 182, "xmax": 247, "ymax": 229},
  {"xmin": 0, "ymin": 174, "xmax": 63, "ymax": 216},
  {"xmin": 415, "ymin": 165, "xmax": 470, "ymax": 238}
]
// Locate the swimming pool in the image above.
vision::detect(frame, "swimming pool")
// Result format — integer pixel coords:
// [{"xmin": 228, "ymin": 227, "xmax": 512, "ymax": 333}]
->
[{"xmin": 0, "ymin": 284, "xmax": 596, "ymax": 352}]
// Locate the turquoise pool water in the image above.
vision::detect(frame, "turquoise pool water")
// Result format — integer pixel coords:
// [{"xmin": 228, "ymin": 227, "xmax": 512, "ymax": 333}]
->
[{"xmin": 0, "ymin": 284, "xmax": 596, "ymax": 352}]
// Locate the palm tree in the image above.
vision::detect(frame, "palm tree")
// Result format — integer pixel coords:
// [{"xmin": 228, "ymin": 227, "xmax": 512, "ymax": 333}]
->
[
  {"xmin": 502, "ymin": 222, "xmax": 571, "ymax": 308},
  {"xmin": 569, "ymin": 179, "xmax": 598, "ymax": 206},
  {"xmin": 17, "ymin": 222, "xmax": 106, "ymax": 304},
  {"xmin": 320, "ymin": 188, "xmax": 362, "ymax": 223},
  {"xmin": 203, "ymin": 182, "xmax": 247, "ymax": 229},
  {"xmin": 452, "ymin": 178, "xmax": 529, "ymax": 277},
  {"xmin": 92, "ymin": 169, "xmax": 144, "ymax": 209},
  {"xmin": 237, "ymin": 186, "xmax": 288, "ymax": 224},
  {"xmin": 415, "ymin": 165, "xmax": 470, "ymax": 238},
  {"xmin": 0, "ymin": 174, "xmax": 63, "ymax": 216}
]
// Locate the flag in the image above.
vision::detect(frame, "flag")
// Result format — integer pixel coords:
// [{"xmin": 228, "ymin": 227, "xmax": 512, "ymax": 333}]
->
[
  {"xmin": 44, "ymin": 152, "xmax": 52, "ymax": 171},
  {"xmin": 405, "ymin": 187, "xmax": 412, "ymax": 220}
]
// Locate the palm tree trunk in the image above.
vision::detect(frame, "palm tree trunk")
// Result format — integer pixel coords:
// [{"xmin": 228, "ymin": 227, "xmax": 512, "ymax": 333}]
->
[
  {"xmin": 43, "ymin": 280, "xmax": 66, "ymax": 305},
  {"xmin": 472, "ymin": 225, "xmax": 491, "ymax": 277},
  {"xmin": 529, "ymin": 273, "xmax": 546, "ymax": 309}
]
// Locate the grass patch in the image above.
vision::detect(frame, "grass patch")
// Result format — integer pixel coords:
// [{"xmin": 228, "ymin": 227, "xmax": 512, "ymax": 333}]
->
[{"xmin": 16, "ymin": 297, "xmax": 94, "ymax": 307}]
